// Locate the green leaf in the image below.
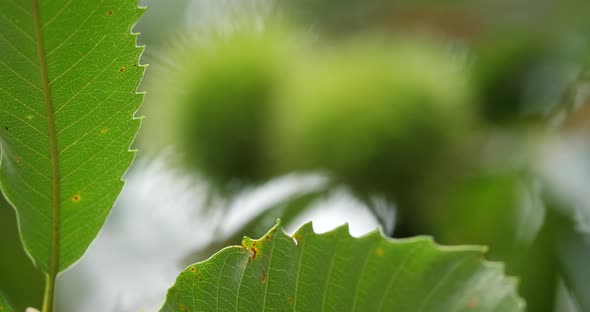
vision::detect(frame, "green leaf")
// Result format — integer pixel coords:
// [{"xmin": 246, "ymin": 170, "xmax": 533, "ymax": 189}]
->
[
  {"xmin": 0, "ymin": 292, "xmax": 15, "ymax": 312},
  {"xmin": 0, "ymin": 195, "xmax": 44, "ymax": 312},
  {"xmin": 162, "ymin": 221, "xmax": 525, "ymax": 311},
  {"xmin": 0, "ymin": 0, "xmax": 145, "ymax": 275}
]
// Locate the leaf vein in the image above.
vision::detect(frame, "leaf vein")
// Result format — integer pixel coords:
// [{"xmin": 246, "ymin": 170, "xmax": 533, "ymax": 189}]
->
[
  {"xmin": 351, "ymin": 241, "xmax": 377, "ymax": 312},
  {"xmin": 377, "ymin": 243, "xmax": 426, "ymax": 310},
  {"xmin": 55, "ymin": 67, "xmax": 137, "ymax": 137},
  {"xmin": 57, "ymin": 94, "xmax": 136, "ymax": 160},
  {"xmin": 417, "ymin": 257, "xmax": 471, "ymax": 312},
  {"xmin": 40, "ymin": 0, "xmax": 74, "ymax": 30},
  {"xmin": 320, "ymin": 246, "xmax": 338, "ymax": 312},
  {"xmin": 1, "ymin": 129, "xmax": 49, "ymax": 160},
  {"xmin": 0, "ymin": 13, "xmax": 35, "ymax": 43},
  {"xmin": 0, "ymin": 86, "xmax": 45, "ymax": 118},
  {"xmin": 59, "ymin": 125, "xmax": 135, "ymax": 188},
  {"xmin": 7, "ymin": 0, "xmax": 31, "ymax": 17},
  {"xmin": 261, "ymin": 235, "xmax": 279, "ymax": 312},
  {"xmin": 45, "ymin": 0, "xmax": 107, "ymax": 57},
  {"xmin": 0, "ymin": 107, "xmax": 48, "ymax": 138},
  {"xmin": 0, "ymin": 58, "xmax": 42, "ymax": 91},
  {"xmin": 0, "ymin": 31, "xmax": 39, "ymax": 67}
]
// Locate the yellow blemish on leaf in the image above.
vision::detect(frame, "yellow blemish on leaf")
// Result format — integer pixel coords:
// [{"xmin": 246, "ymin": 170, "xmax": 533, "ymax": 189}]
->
[
  {"xmin": 72, "ymin": 195, "xmax": 81, "ymax": 202},
  {"xmin": 26, "ymin": 115, "xmax": 34, "ymax": 120},
  {"xmin": 376, "ymin": 247, "xmax": 384, "ymax": 256},
  {"xmin": 100, "ymin": 128, "xmax": 108, "ymax": 134}
]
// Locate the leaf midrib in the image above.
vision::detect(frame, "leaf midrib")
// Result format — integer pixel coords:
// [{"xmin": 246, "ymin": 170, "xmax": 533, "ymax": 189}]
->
[{"xmin": 31, "ymin": 0, "xmax": 61, "ymax": 281}]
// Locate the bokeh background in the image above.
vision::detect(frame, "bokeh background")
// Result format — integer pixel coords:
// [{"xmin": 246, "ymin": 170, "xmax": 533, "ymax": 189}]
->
[{"xmin": 1, "ymin": 0, "xmax": 590, "ymax": 311}]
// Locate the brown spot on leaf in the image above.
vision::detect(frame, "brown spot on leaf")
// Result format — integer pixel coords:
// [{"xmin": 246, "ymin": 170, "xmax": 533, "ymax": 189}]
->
[
  {"xmin": 119, "ymin": 67, "xmax": 126, "ymax": 73},
  {"xmin": 107, "ymin": 10, "xmax": 113, "ymax": 16},
  {"xmin": 249, "ymin": 246, "xmax": 258, "ymax": 261},
  {"xmin": 293, "ymin": 234, "xmax": 303, "ymax": 243},
  {"xmin": 288, "ymin": 297, "xmax": 293, "ymax": 305},
  {"xmin": 260, "ymin": 269, "xmax": 267, "ymax": 284},
  {"xmin": 179, "ymin": 304, "xmax": 185, "ymax": 311},
  {"xmin": 72, "ymin": 195, "xmax": 81, "ymax": 202},
  {"xmin": 467, "ymin": 297, "xmax": 477, "ymax": 308},
  {"xmin": 190, "ymin": 266, "xmax": 196, "ymax": 273},
  {"xmin": 101, "ymin": 128, "xmax": 108, "ymax": 134}
]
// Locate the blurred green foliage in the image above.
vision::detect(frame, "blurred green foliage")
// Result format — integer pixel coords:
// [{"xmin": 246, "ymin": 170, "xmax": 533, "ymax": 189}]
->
[
  {"xmin": 429, "ymin": 173, "xmax": 524, "ymax": 260},
  {"xmin": 135, "ymin": 1, "xmax": 590, "ymax": 310},
  {"xmin": 473, "ymin": 34, "xmax": 588, "ymax": 125},
  {"xmin": 174, "ymin": 33, "xmax": 290, "ymax": 186},
  {"xmin": 142, "ymin": 28, "xmax": 304, "ymax": 190},
  {"xmin": 272, "ymin": 38, "xmax": 473, "ymax": 197}
]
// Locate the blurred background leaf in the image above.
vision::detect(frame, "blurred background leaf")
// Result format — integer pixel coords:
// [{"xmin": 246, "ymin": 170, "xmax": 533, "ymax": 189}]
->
[
  {"xmin": 0, "ymin": 291, "xmax": 16, "ymax": 312},
  {"xmin": 0, "ymin": 195, "xmax": 44, "ymax": 312}
]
